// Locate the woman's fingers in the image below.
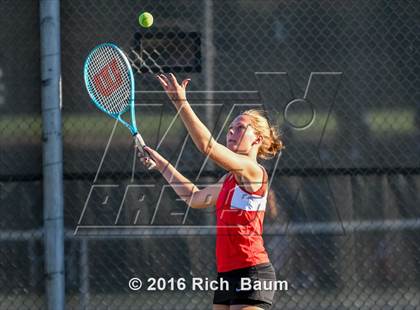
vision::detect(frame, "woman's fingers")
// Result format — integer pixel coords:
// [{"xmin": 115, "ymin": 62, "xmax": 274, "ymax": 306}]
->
[
  {"xmin": 181, "ymin": 78, "xmax": 191, "ymax": 89},
  {"xmin": 143, "ymin": 146, "xmax": 156, "ymax": 157},
  {"xmin": 140, "ymin": 157, "xmax": 147, "ymax": 164},
  {"xmin": 137, "ymin": 150, "xmax": 153, "ymax": 167},
  {"xmin": 157, "ymin": 74, "xmax": 177, "ymax": 99},
  {"xmin": 141, "ymin": 146, "xmax": 158, "ymax": 161},
  {"xmin": 156, "ymin": 74, "xmax": 168, "ymax": 88},
  {"xmin": 160, "ymin": 74, "xmax": 171, "ymax": 84},
  {"xmin": 156, "ymin": 73, "xmax": 190, "ymax": 106},
  {"xmin": 159, "ymin": 73, "xmax": 190, "ymax": 90},
  {"xmin": 169, "ymin": 73, "xmax": 179, "ymax": 86}
]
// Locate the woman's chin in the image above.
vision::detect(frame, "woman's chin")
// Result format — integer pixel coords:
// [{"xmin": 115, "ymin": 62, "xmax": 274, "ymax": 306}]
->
[
  {"xmin": 227, "ymin": 144, "xmax": 237, "ymax": 151},
  {"xmin": 228, "ymin": 146, "xmax": 249, "ymax": 155}
]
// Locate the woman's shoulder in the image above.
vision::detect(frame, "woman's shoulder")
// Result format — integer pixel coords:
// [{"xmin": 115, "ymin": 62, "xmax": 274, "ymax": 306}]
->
[{"xmin": 230, "ymin": 163, "xmax": 267, "ymax": 193}]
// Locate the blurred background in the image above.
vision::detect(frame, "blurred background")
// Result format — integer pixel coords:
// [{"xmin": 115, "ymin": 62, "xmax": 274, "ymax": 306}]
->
[{"xmin": 0, "ymin": 0, "xmax": 419, "ymax": 309}]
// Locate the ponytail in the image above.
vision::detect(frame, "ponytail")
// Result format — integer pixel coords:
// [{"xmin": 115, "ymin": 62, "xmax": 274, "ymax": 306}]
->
[{"xmin": 241, "ymin": 109, "xmax": 285, "ymax": 160}]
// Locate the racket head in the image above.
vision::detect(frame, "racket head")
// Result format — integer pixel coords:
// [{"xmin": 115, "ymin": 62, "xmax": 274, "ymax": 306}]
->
[{"xmin": 84, "ymin": 43, "xmax": 137, "ymax": 133}]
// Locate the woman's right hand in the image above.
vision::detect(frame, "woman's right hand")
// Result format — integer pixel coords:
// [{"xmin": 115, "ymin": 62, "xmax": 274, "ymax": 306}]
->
[{"xmin": 138, "ymin": 146, "xmax": 168, "ymax": 172}]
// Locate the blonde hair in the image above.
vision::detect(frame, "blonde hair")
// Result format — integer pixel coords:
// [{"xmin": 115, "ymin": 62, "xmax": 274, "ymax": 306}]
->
[{"xmin": 241, "ymin": 109, "xmax": 284, "ymax": 159}]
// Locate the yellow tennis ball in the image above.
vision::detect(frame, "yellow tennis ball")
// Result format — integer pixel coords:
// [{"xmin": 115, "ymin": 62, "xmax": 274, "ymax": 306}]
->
[{"xmin": 138, "ymin": 12, "xmax": 153, "ymax": 28}]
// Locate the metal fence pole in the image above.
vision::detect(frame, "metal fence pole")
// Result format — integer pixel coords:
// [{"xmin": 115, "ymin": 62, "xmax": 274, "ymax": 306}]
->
[
  {"xmin": 39, "ymin": 0, "xmax": 65, "ymax": 309},
  {"xmin": 80, "ymin": 239, "xmax": 90, "ymax": 310},
  {"xmin": 204, "ymin": 0, "xmax": 215, "ymax": 123},
  {"xmin": 204, "ymin": 0, "xmax": 215, "ymax": 172}
]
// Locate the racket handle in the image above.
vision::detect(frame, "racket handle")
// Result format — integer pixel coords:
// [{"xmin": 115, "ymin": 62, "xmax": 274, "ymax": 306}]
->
[{"xmin": 134, "ymin": 134, "xmax": 156, "ymax": 170}]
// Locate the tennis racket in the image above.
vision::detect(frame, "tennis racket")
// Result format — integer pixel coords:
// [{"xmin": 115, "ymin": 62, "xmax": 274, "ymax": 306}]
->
[{"xmin": 83, "ymin": 43, "xmax": 156, "ymax": 170}]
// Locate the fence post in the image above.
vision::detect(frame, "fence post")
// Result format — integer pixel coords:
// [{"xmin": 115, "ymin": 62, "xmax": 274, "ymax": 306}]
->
[
  {"xmin": 204, "ymin": 0, "xmax": 215, "ymax": 172},
  {"xmin": 39, "ymin": 0, "xmax": 65, "ymax": 309},
  {"xmin": 204, "ymin": 0, "xmax": 215, "ymax": 124}
]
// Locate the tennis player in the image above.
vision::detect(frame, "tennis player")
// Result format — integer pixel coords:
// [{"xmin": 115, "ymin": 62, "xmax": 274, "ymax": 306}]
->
[{"xmin": 139, "ymin": 73, "xmax": 284, "ymax": 310}]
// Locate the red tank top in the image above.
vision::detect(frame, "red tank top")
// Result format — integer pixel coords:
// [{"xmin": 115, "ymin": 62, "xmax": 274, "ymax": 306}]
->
[{"xmin": 215, "ymin": 166, "xmax": 270, "ymax": 272}]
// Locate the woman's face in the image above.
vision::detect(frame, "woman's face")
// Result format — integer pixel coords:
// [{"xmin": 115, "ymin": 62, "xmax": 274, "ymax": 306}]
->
[{"xmin": 226, "ymin": 115, "xmax": 259, "ymax": 154}]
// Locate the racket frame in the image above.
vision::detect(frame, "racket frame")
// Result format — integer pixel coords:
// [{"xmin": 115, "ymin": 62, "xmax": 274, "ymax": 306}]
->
[{"xmin": 83, "ymin": 42, "xmax": 156, "ymax": 169}]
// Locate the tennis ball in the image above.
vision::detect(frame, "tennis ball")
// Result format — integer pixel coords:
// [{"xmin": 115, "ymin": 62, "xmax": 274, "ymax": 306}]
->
[{"xmin": 138, "ymin": 12, "xmax": 153, "ymax": 28}]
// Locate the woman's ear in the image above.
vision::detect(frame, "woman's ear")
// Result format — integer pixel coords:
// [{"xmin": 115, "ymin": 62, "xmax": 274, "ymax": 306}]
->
[{"xmin": 252, "ymin": 135, "xmax": 263, "ymax": 146}]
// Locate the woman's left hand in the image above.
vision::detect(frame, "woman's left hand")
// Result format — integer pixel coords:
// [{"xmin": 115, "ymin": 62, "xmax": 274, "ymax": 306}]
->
[
  {"xmin": 156, "ymin": 73, "xmax": 190, "ymax": 108},
  {"xmin": 137, "ymin": 145, "xmax": 168, "ymax": 173}
]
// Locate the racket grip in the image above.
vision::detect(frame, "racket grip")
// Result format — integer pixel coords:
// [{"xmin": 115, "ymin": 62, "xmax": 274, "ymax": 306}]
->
[{"xmin": 134, "ymin": 134, "xmax": 156, "ymax": 170}]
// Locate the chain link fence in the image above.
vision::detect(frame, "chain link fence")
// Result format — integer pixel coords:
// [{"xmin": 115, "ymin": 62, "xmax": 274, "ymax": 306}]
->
[{"xmin": 1, "ymin": 0, "xmax": 420, "ymax": 309}]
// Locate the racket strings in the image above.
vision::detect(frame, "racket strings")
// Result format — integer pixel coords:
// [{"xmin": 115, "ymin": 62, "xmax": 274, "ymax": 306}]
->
[{"xmin": 86, "ymin": 45, "xmax": 131, "ymax": 114}]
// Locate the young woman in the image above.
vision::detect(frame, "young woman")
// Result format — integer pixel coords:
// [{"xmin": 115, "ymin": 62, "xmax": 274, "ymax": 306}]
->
[{"xmin": 139, "ymin": 73, "xmax": 284, "ymax": 310}]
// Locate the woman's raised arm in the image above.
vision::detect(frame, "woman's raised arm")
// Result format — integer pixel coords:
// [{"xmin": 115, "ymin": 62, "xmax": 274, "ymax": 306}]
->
[{"xmin": 156, "ymin": 74, "xmax": 260, "ymax": 180}]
